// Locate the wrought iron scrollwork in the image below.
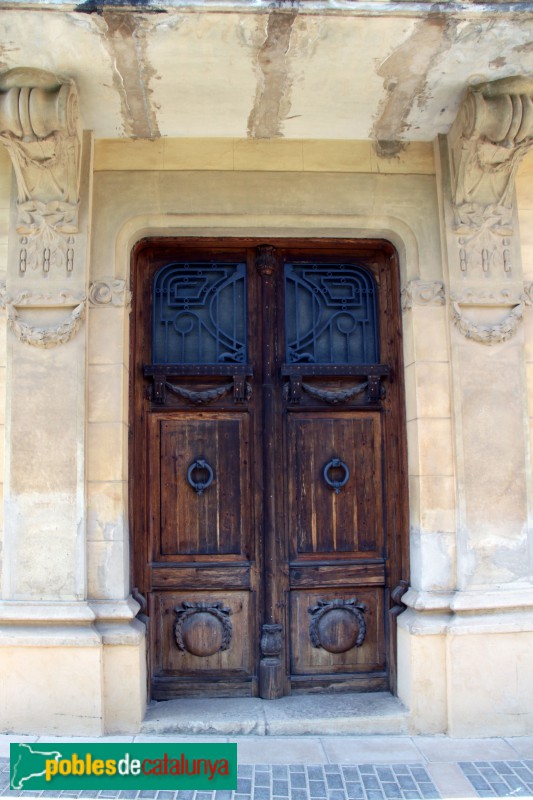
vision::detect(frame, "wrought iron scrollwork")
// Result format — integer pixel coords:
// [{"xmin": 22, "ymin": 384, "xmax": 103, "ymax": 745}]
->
[
  {"xmin": 323, "ymin": 458, "xmax": 350, "ymax": 494},
  {"xmin": 187, "ymin": 459, "xmax": 214, "ymax": 495},
  {"xmin": 174, "ymin": 601, "xmax": 232, "ymax": 657},
  {"xmin": 309, "ymin": 598, "xmax": 367, "ymax": 653}
]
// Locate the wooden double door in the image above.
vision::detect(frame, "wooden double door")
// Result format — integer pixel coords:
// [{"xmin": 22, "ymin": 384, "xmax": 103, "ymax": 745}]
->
[{"xmin": 131, "ymin": 238, "xmax": 408, "ymax": 700}]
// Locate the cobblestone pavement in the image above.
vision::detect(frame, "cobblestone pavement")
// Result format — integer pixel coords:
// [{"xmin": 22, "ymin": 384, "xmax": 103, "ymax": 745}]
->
[
  {"xmin": 1, "ymin": 736, "xmax": 532, "ymax": 800},
  {"xmin": 3, "ymin": 757, "xmax": 533, "ymax": 800},
  {"xmin": 459, "ymin": 760, "xmax": 533, "ymax": 797}
]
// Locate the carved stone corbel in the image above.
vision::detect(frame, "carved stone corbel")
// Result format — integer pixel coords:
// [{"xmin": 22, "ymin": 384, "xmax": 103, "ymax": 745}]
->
[
  {"xmin": 447, "ymin": 76, "xmax": 533, "ymax": 278},
  {"xmin": 401, "ymin": 280, "xmax": 446, "ymax": 311},
  {"xmin": 0, "ymin": 68, "xmax": 81, "ymax": 275},
  {"xmin": 88, "ymin": 279, "xmax": 132, "ymax": 309}
]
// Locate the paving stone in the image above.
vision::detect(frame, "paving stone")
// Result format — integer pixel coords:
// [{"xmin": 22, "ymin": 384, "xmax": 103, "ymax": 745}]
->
[
  {"xmin": 289, "ymin": 774, "xmax": 306, "ymax": 789},
  {"xmin": 409, "ymin": 769, "xmax": 430, "ymax": 783},
  {"xmin": 324, "ymin": 773, "xmax": 343, "ymax": 790},
  {"xmin": 345, "ymin": 783, "xmax": 364, "ymax": 799},
  {"xmin": 233, "ymin": 794, "xmax": 250, "ymax": 800},
  {"xmin": 397, "ymin": 776, "xmax": 416, "ymax": 791},
  {"xmin": 326, "ymin": 792, "xmax": 345, "ymax": 800},
  {"xmin": 489, "ymin": 782, "xmax": 511, "ymax": 795},
  {"xmin": 237, "ymin": 779, "xmax": 252, "ymax": 793},
  {"xmin": 479, "ymin": 768, "xmax": 501, "ymax": 782},
  {"xmin": 254, "ymin": 772, "xmax": 271, "ymax": 787},
  {"xmin": 362, "ymin": 775, "xmax": 381, "ymax": 790},
  {"xmin": 195, "ymin": 794, "xmax": 214, "ymax": 800},
  {"xmin": 401, "ymin": 792, "xmax": 421, "ymax": 800},
  {"xmin": 491, "ymin": 763, "xmax": 513, "ymax": 774},
  {"xmin": 376, "ymin": 767, "xmax": 395, "ymax": 782},
  {"xmin": 306, "ymin": 768, "xmax": 323, "ymax": 782},
  {"xmin": 272, "ymin": 768, "xmax": 289, "ymax": 780},
  {"xmin": 213, "ymin": 792, "xmax": 233, "ymax": 800},
  {"xmin": 271, "ymin": 780, "xmax": 289, "ymax": 796},
  {"xmin": 252, "ymin": 787, "xmax": 270, "ymax": 800},
  {"xmin": 366, "ymin": 790, "xmax": 385, "ymax": 800},
  {"xmin": 502, "ymin": 775, "xmax": 527, "ymax": 791},
  {"xmin": 238, "ymin": 768, "xmax": 253, "ymax": 778},
  {"xmin": 392, "ymin": 767, "xmax": 410, "ymax": 776},
  {"xmin": 289, "ymin": 789, "xmax": 308, "ymax": 800},
  {"xmin": 307, "ymin": 780, "xmax": 327, "ymax": 798},
  {"xmin": 341, "ymin": 769, "xmax": 360, "ymax": 782},
  {"xmin": 381, "ymin": 782, "xmax": 402, "ymax": 798}
]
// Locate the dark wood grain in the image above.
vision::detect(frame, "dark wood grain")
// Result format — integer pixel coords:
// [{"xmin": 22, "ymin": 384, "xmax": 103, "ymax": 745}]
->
[{"xmin": 130, "ymin": 238, "xmax": 409, "ymax": 700}]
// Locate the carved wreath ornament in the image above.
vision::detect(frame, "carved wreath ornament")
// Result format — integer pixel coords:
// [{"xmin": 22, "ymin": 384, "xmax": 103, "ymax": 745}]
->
[
  {"xmin": 174, "ymin": 601, "xmax": 232, "ymax": 657},
  {"xmin": 309, "ymin": 598, "xmax": 367, "ymax": 654}
]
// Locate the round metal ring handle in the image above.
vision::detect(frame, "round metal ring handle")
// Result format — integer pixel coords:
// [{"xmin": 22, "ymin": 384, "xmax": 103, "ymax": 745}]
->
[
  {"xmin": 187, "ymin": 459, "xmax": 214, "ymax": 496},
  {"xmin": 323, "ymin": 458, "xmax": 350, "ymax": 494}
]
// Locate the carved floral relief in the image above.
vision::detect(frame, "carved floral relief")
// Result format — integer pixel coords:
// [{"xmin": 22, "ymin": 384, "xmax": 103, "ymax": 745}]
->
[{"xmin": 0, "ymin": 68, "xmax": 81, "ymax": 276}]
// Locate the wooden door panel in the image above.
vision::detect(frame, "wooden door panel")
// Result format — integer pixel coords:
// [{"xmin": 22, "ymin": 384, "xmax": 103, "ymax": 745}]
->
[
  {"xmin": 153, "ymin": 590, "xmax": 254, "ymax": 674},
  {"xmin": 156, "ymin": 413, "xmax": 251, "ymax": 560},
  {"xmin": 287, "ymin": 413, "xmax": 383, "ymax": 560},
  {"xmin": 290, "ymin": 588, "xmax": 385, "ymax": 674},
  {"xmin": 131, "ymin": 239, "xmax": 408, "ymax": 700}
]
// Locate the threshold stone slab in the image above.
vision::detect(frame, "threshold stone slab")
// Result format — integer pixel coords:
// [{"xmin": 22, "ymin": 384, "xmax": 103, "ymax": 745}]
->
[{"xmin": 141, "ymin": 693, "xmax": 408, "ymax": 736}]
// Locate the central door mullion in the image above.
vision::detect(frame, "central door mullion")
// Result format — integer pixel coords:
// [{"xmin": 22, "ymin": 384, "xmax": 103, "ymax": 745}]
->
[{"xmin": 256, "ymin": 245, "xmax": 288, "ymax": 699}]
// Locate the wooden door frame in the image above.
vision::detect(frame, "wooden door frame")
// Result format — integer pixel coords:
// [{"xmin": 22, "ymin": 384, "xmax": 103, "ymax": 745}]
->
[{"xmin": 129, "ymin": 236, "xmax": 410, "ymax": 700}]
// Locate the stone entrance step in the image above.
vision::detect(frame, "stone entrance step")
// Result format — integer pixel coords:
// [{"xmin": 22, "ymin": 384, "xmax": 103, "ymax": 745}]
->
[{"xmin": 141, "ymin": 691, "xmax": 409, "ymax": 736}]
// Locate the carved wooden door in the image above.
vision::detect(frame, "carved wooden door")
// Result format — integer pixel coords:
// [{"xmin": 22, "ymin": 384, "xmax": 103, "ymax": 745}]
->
[{"xmin": 131, "ymin": 239, "xmax": 408, "ymax": 700}]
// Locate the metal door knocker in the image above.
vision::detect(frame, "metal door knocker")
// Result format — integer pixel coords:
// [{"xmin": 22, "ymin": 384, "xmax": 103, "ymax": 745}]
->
[
  {"xmin": 187, "ymin": 458, "xmax": 214, "ymax": 495},
  {"xmin": 323, "ymin": 458, "xmax": 350, "ymax": 494}
]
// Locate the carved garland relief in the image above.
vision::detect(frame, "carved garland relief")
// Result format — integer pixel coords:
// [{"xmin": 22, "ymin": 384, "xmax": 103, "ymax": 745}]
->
[
  {"xmin": 0, "ymin": 279, "xmax": 131, "ymax": 348},
  {"xmin": 402, "ymin": 279, "xmax": 533, "ymax": 345}
]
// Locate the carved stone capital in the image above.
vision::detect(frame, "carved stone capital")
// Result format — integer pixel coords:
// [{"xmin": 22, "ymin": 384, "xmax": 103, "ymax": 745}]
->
[
  {"xmin": 401, "ymin": 280, "xmax": 445, "ymax": 311},
  {"xmin": 88, "ymin": 279, "xmax": 131, "ymax": 308},
  {"xmin": 448, "ymin": 76, "xmax": 533, "ymax": 234},
  {"xmin": 0, "ymin": 68, "xmax": 81, "ymax": 276}
]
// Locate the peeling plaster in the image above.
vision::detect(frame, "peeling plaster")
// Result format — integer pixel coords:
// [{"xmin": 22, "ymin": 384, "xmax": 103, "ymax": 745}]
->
[
  {"xmin": 247, "ymin": 10, "xmax": 297, "ymax": 139},
  {"xmin": 372, "ymin": 16, "xmax": 458, "ymax": 155},
  {"xmin": 101, "ymin": 11, "xmax": 160, "ymax": 138}
]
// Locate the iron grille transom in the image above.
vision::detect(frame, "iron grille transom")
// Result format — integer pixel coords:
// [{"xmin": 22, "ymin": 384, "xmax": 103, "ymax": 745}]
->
[
  {"xmin": 284, "ymin": 262, "xmax": 379, "ymax": 364},
  {"xmin": 152, "ymin": 261, "xmax": 247, "ymax": 365}
]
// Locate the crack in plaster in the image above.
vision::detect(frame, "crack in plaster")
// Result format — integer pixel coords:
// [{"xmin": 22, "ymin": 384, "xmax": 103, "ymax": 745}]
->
[
  {"xmin": 247, "ymin": 9, "xmax": 298, "ymax": 139},
  {"xmin": 101, "ymin": 11, "xmax": 160, "ymax": 138},
  {"xmin": 372, "ymin": 16, "xmax": 458, "ymax": 156}
]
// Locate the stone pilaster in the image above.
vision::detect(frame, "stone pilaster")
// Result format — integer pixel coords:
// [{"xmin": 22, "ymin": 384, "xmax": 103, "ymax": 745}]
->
[
  {"xmin": 0, "ymin": 69, "xmax": 147, "ymax": 735},
  {"xmin": 400, "ymin": 76, "xmax": 533, "ymax": 737}
]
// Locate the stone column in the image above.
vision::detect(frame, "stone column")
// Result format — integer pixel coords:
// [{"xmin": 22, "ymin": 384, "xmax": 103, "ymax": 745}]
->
[
  {"xmin": 400, "ymin": 76, "xmax": 533, "ymax": 736},
  {"xmin": 0, "ymin": 68, "xmax": 144, "ymax": 735}
]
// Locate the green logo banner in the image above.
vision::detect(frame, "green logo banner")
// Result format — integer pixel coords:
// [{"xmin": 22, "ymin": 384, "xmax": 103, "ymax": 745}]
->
[{"xmin": 10, "ymin": 742, "xmax": 237, "ymax": 791}]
